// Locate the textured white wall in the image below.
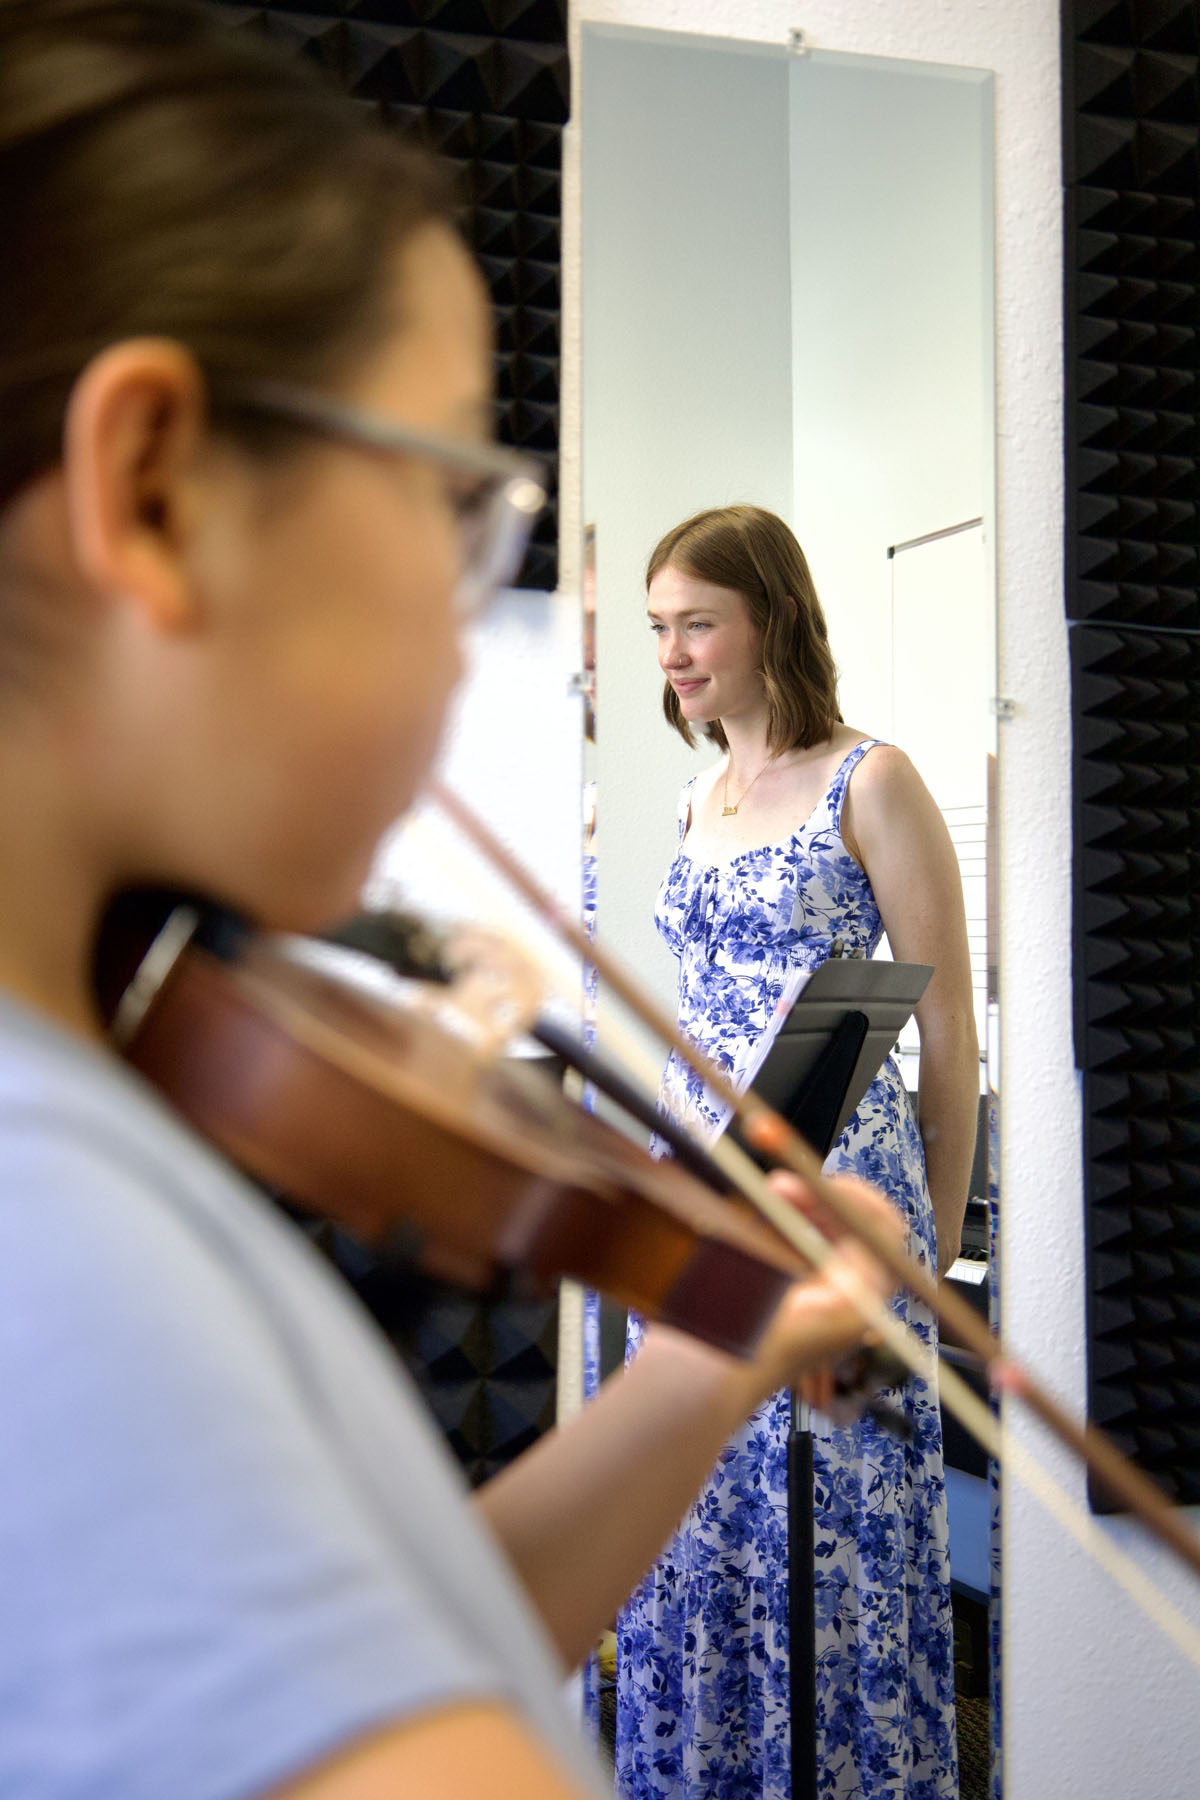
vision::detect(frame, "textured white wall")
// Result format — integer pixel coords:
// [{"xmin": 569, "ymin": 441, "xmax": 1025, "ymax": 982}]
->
[
  {"xmin": 565, "ymin": 3, "xmax": 1200, "ymax": 1797},
  {"xmin": 580, "ymin": 29, "xmax": 795, "ymax": 1006},
  {"xmin": 787, "ymin": 53, "xmax": 992, "ymax": 734}
]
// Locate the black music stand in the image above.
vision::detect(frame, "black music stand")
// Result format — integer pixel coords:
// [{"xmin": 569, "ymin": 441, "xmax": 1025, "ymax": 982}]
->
[{"xmin": 729, "ymin": 955, "xmax": 932, "ymax": 1800}]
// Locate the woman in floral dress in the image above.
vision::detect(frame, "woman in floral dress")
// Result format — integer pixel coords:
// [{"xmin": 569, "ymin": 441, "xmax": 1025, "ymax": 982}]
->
[{"xmin": 615, "ymin": 506, "xmax": 979, "ymax": 1800}]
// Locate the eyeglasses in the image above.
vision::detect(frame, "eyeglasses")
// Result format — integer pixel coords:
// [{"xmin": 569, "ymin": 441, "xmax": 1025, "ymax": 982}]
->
[{"xmin": 218, "ymin": 378, "xmax": 547, "ymax": 618}]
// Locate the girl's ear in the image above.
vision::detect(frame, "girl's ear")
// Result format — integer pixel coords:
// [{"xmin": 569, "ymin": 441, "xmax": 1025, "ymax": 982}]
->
[{"xmin": 61, "ymin": 340, "xmax": 208, "ymax": 632}]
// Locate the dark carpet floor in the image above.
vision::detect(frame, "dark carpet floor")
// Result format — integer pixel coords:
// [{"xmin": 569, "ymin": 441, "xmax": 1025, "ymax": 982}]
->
[{"xmin": 956, "ymin": 1691, "xmax": 991, "ymax": 1800}]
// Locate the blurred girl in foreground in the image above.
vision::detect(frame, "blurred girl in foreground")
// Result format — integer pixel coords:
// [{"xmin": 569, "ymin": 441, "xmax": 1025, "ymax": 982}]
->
[{"xmin": 0, "ymin": 7, "xmax": 901, "ymax": 1799}]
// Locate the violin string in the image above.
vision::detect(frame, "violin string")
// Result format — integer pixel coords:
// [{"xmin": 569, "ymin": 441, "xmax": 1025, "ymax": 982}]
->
[{"xmin": 427, "ymin": 782, "xmax": 1200, "ymax": 1660}]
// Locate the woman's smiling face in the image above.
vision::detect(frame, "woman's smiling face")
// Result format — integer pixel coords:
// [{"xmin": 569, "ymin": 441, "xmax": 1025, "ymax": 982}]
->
[{"xmin": 647, "ymin": 563, "xmax": 764, "ymax": 729}]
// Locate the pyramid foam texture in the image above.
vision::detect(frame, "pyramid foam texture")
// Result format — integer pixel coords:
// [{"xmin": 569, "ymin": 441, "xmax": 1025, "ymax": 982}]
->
[
  {"xmin": 1065, "ymin": 2, "xmax": 1200, "ymax": 1511},
  {"xmin": 214, "ymin": 1, "xmax": 566, "ymax": 589}
]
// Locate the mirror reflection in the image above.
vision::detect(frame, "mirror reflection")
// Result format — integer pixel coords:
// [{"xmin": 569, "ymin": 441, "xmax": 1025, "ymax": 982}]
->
[{"xmin": 581, "ymin": 26, "xmax": 998, "ymax": 1800}]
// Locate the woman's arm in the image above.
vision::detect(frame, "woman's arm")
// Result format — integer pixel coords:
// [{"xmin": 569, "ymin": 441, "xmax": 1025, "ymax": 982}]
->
[
  {"xmin": 474, "ymin": 1172, "xmax": 903, "ymax": 1668},
  {"xmin": 842, "ymin": 745, "xmax": 980, "ymax": 1275},
  {"xmin": 268, "ymin": 1703, "xmax": 597, "ymax": 1800}
]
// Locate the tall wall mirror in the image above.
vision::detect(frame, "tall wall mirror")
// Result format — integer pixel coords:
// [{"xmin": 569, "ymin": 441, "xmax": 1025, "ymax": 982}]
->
[{"xmin": 580, "ymin": 21, "xmax": 999, "ymax": 1795}]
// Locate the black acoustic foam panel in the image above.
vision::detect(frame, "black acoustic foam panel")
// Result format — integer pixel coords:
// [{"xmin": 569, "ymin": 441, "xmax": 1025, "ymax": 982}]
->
[
  {"xmin": 1064, "ymin": 2, "xmax": 1198, "ymax": 634},
  {"xmin": 215, "ymin": 1, "xmax": 567, "ymax": 590},
  {"xmin": 1064, "ymin": 1, "xmax": 1200, "ymax": 1509},
  {"xmin": 401, "ymin": 1291, "xmax": 559, "ymax": 1486},
  {"xmin": 1071, "ymin": 624, "xmax": 1200, "ymax": 1501},
  {"xmin": 306, "ymin": 1223, "xmax": 560, "ymax": 1489}
]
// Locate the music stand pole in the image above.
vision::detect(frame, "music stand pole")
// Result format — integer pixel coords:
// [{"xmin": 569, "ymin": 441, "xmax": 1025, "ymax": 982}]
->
[
  {"xmin": 747, "ymin": 961, "xmax": 929, "ymax": 1800},
  {"xmin": 788, "ymin": 1391, "xmax": 818, "ymax": 1800}
]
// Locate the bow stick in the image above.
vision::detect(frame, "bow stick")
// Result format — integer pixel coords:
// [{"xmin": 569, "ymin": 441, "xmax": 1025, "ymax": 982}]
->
[{"xmin": 431, "ymin": 780, "xmax": 1200, "ymax": 1611}]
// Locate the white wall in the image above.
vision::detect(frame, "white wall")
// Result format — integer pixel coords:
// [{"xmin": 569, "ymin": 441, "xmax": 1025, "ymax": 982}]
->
[
  {"xmin": 578, "ymin": 30, "xmax": 994, "ymax": 1026},
  {"xmin": 369, "ymin": 589, "xmax": 583, "ymax": 964},
  {"xmin": 581, "ymin": 27, "xmax": 794, "ymax": 1004},
  {"xmin": 788, "ymin": 52, "xmax": 992, "ymax": 732},
  {"xmin": 565, "ymin": 3, "xmax": 1200, "ymax": 1797}
]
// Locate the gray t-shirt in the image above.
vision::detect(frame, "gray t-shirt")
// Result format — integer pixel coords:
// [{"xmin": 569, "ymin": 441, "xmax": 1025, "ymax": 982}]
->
[{"xmin": 0, "ymin": 992, "xmax": 605, "ymax": 1800}]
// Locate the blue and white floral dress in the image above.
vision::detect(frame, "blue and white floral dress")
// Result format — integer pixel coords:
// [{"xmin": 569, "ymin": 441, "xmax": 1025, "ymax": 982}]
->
[{"xmin": 615, "ymin": 740, "xmax": 957, "ymax": 1800}]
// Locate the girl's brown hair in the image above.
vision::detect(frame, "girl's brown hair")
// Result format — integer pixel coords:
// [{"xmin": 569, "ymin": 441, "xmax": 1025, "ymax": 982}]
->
[
  {"xmin": 0, "ymin": 0, "xmax": 456, "ymax": 511},
  {"xmin": 648, "ymin": 505, "xmax": 841, "ymax": 751}
]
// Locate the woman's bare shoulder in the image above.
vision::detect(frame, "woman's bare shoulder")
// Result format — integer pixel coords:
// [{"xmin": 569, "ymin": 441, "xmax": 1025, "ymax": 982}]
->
[
  {"xmin": 842, "ymin": 742, "xmax": 943, "ymax": 862},
  {"xmin": 697, "ymin": 754, "xmax": 726, "ymax": 786},
  {"xmin": 689, "ymin": 758, "xmax": 726, "ymax": 806},
  {"xmin": 836, "ymin": 737, "xmax": 919, "ymax": 800}
]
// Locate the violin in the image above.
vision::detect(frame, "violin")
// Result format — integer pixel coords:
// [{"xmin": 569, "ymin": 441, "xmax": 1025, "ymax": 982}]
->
[
  {"xmin": 99, "ymin": 892, "xmax": 815, "ymax": 1363},
  {"xmin": 90, "ymin": 820, "xmax": 1200, "ymax": 1671},
  {"xmin": 93, "ymin": 850, "xmax": 1200, "ymax": 1604}
]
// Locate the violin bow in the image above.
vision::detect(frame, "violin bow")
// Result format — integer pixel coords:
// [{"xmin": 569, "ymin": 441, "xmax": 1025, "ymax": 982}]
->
[{"xmin": 430, "ymin": 781, "xmax": 1200, "ymax": 1663}]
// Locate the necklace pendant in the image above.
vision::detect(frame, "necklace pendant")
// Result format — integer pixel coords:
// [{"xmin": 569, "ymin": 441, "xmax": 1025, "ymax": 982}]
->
[{"xmin": 722, "ymin": 804, "xmax": 738, "ymax": 817}]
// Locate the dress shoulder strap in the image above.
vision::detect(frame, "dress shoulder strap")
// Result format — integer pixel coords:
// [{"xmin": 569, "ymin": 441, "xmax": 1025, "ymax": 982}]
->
[
  {"xmin": 676, "ymin": 777, "xmax": 698, "ymax": 846},
  {"xmin": 829, "ymin": 738, "xmax": 886, "ymax": 832}
]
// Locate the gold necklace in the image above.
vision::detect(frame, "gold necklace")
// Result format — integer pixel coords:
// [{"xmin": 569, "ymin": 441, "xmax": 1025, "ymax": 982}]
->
[{"xmin": 721, "ymin": 753, "xmax": 777, "ymax": 817}]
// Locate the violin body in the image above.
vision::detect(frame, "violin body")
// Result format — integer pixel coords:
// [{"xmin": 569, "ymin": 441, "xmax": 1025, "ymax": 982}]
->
[{"xmin": 120, "ymin": 922, "xmax": 804, "ymax": 1360}]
